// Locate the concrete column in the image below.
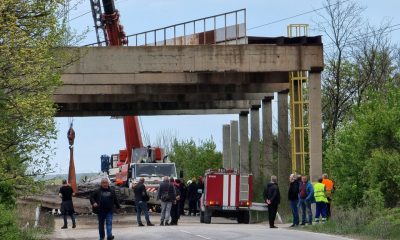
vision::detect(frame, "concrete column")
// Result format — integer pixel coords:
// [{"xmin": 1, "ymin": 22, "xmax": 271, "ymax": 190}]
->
[
  {"xmin": 309, "ymin": 71, "xmax": 323, "ymax": 182},
  {"xmin": 278, "ymin": 90, "xmax": 290, "ymax": 184},
  {"xmin": 239, "ymin": 111, "xmax": 249, "ymax": 174},
  {"xmin": 222, "ymin": 124, "xmax": 231, "ymax": 169},
  {"xmin": 262, "ymin": 97, "xmax": 274, "ymax": 179},
  {"xmin": 250, "ymin": 105, "xmax": 261, "ymax": 178},
  {"xmin": 230, "ymin": 120, "xmax": 239, "ymax": 169}
]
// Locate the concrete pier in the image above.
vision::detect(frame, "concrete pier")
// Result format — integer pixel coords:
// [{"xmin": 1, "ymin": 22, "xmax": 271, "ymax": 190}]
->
[
  {"xmin": 278, "ymin": 90, "xmax": 290, "ymax": 184},
  {"xmin": 230, "ymin": 121, "xmax": 239, "ymax": 169},
  {"xmin": 222, "ymin": 124, "xmax": 231, "ymax": 169},
  {"xmin": 250, "ymin": 105, "xmax": 261, "ymax": 179},
  {"xmin": 309, "ymin": 71, "xmax": 323, "ymax": 182},
  {"xmin": 239, "ymin": 111, "xmax": 249, "ymax": 174},
  {"xmin": 262, "ymin": 96, "xmax": 274, "ymax": 179}
]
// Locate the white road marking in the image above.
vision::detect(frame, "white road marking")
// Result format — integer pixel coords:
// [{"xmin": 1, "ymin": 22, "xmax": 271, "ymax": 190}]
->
[
  {"xmin": 196, "ymin": 235, "xmax": 212, "ymax": 240},
  {"xmin": 179, "ymin": 230, "xmax": 212, "ymax": 239}
]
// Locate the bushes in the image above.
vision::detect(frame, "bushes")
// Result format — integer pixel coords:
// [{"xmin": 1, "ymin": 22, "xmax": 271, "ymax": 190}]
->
[
  {"xmin": 324, "ymin": 88, "xmax": 400, "ymax": 208},
  {"xmin": 0, "ymin": 204, "xmax": 35, "ymax": 240},
  {"xmin": 308, "ymin": 207, "xmax": 400, "ymax": 239}
]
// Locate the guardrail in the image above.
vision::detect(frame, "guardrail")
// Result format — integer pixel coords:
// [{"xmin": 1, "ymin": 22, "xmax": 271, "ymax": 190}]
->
[
  {"xmin": 250, "ymin": 202, "xmax": 268, "ymax": 211},
  {"xmin": 85, "ymin": 9, "xmax": 246, "ymax": 47},
  {"xmin": 250, "ymin": 202, "xmax": 283, "ymax": 224}
]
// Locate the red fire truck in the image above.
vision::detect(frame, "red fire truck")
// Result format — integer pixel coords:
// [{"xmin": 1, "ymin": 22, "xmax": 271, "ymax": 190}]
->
[{"xmin": 200, "ymin": 169, "xmax": 252, "ymax": 224}]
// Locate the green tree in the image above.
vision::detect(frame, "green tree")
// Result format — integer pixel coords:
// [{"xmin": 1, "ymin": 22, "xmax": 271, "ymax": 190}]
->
[
  {"xmin": 0, "ymin": 0, "xmax": 74, "ymax": 201},
  {"xmin": 325, "ymin": 87, "xmax": 400, "ymax": 208},
  {"xmin": 170, "ymin": 138, "xmax": 222, "ymax": 180}
]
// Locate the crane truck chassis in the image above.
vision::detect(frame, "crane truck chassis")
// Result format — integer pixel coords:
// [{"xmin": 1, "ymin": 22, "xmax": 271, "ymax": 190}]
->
[{"xmin": 105, "ymin": 147, "xmax": 177, "ymax": 211}]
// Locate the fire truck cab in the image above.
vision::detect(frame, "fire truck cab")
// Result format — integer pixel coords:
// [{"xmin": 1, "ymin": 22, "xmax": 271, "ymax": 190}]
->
[{"xmin": 200, "ymin": 169, "xmax": 252, "ymax": 224}]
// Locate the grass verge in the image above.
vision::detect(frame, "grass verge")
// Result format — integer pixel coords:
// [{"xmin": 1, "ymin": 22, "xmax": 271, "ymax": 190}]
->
[
  {"xmin": 0, "ymin": 202, "xmax": 55, "ymax": 240},
  {"xmin": 302, "ymin": 207, "xmax": 400, "ymax": 240}
]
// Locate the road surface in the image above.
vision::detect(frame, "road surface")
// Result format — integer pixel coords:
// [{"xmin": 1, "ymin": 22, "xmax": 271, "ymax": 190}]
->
[{"xmin": 50, "ymin": 215, "xmax": 352, "ymax": 240}]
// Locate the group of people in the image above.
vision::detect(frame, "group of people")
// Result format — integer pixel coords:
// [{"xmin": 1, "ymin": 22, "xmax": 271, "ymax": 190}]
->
[
  {"xmin": 263, "ymin": 173, "xmax": 334, "ymax": 228},
  {"xmin": 58, "ymin": 176, "xmax": 205, "ymax": 240}
]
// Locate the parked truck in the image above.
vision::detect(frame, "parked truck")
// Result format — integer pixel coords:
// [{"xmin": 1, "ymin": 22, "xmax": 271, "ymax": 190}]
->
[
  {"xmin": 200, "ymin": 169, "xmax": 252, "ymax": 224},
  {"xmin": 103, "ymin": 147, "xmax": 177, "ymax": 211}
]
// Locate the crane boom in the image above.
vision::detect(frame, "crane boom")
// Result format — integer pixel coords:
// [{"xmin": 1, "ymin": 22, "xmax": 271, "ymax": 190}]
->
[{"xmin": 101, "ymin": 0, "xmax": 143, "ymax": 164}]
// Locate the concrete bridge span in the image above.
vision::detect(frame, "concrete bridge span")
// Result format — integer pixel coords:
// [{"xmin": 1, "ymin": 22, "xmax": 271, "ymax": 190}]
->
[{"xmin": 55, "ymin": 37, "xmax": 324, "ymax": 182}]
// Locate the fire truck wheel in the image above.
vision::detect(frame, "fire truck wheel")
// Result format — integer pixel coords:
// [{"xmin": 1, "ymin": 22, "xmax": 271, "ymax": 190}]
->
[
  {"xmin": 237, "ymin": 211, "xmax": 250, "ymax": 224},
  {"xmin": 237, "ymin": 213, "xmax": 242, "ymax": 223},
  {"xmin": 204, "ymin": 209, "xmax": 212, "ymax": 224},
  {"xmin": 200, "ymin": 211, "xmax": 205, "ymax": 223}
]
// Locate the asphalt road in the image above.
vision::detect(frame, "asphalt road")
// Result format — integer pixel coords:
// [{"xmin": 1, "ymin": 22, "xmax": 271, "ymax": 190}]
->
[{"xmin": 51, "ymin": 215, "xmax": 352, "ymax": 240}]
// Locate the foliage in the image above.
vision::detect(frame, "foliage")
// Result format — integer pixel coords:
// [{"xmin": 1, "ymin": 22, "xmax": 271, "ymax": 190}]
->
[
  {"xmin": 0, "ymin": 0, "xmax": 75, "ymax": 201},
  {"xmin": 307, "ymin": 207, "xmax": 400, "ymax": 239},
  {"xmin": 170, "ymin": 138, "xmax": 222, "ymax": 180},
  {"xmin": 318, "ymin": 0, "xmax": 399, "ymax": 142},
  {"xmin": 0, "ymin": 204, "xmax": 36, "ymax": 240},
  {"xmin": 324, "ymin": 87, "xmax": 400, "ymax": 208}
]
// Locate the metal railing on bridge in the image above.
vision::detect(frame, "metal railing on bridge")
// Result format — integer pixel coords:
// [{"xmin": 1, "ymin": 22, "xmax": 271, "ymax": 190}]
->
[{"xmin": 85, "ymin": 9, "xmax": 246, "ymax": 47}]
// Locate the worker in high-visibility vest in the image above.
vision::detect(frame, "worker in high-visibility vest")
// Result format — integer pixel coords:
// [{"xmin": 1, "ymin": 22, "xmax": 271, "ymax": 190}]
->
[
  {"xmin": 322, "ymin": 173, "xmax": 335, "ymax": 218},
  {"xmin": 313, "ymin": 177, "xmax": 328, "ymax": 223}
]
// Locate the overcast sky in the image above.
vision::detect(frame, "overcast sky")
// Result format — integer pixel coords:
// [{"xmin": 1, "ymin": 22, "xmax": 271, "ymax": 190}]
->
[{"xmin": 52, "ymin": 0, "xmax": 400, "ymax": 174}]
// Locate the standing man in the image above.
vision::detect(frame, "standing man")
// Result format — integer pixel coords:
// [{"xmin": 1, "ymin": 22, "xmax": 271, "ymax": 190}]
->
[
  {"xmin": 314, "ymin": 177, "xmax": 328, "ymax": 223},
  {"xmin": 187, "ymin": 178, "xmax": 198, "ymax": 216},
  {"xmin": 263, "ymin": 175, "xmax": 281, "ymax": 228},
  {"xmin": 196, "ymin": 176, "xmax": 204, "ymax": 215},
  {"xmin": 178, "ymin": 179, "xmax": 187, "ymax": 216},
  {"xmin": 90, "ymin": 178, "xmax": 121, "ymax": 240},
  {"xmin": 170, "ymin": 178, "xmax": 181, "ymax": 225},
  {"xmin": 157, "ymin": 176, "xmax": 176, "ymax": 226},
  {"xmin": 133, "ymin": 177, "xmax": 154, "ymax": 226},
  {"xmin": 322, "ymin": 173, "xmax": 335, "ymax": 218},
  {"xmin": 288, "ymin": 174, "xmax": 300, "ymax": 227},
  {"xmin": 59, "ymin": 179, "xmax": 76, "ymax": 229},
  {"xmin": 298, "ymin": 175, "xmax": 314, "ymax": 225}
]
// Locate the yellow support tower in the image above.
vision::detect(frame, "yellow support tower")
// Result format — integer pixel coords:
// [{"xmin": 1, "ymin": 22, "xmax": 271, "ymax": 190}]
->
[{"xmin": 288, "ymin": 24, "xmax": 309, "ymax": 175}]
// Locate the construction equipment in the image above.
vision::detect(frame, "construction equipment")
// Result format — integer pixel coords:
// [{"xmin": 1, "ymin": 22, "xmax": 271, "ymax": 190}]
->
[
  {"xmin": 199, "ymin": 169, "xmax": 253, "ymax": 224},
  {"xmin": 102, "ymin": 147, "xmax": 177, "ymax": 209},
  {"xmin": 67, "ymin": 123, "xmax": 77, "ymax": 193},
  {"xmin": 88, "ymin": 0, "xmax": 177, "ymax": 209},
  {"xmin": 287, "ymin": 24, "xmax": 310, "ymax": 175}
]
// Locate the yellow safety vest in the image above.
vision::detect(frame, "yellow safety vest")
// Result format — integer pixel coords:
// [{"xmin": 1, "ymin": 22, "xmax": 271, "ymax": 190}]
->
[{"xmin": 314, "ymin": 182, "xmax": 328, "ymax": 203}]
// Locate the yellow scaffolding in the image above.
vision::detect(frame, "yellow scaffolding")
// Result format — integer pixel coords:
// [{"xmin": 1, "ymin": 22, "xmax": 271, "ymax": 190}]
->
[{"xmin": 288, "ymin": 24, "xmax": 309, "ymax": 175}]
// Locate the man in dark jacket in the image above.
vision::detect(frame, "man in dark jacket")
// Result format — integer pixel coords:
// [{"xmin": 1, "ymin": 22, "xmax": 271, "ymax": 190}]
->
[
  {"xmin": 187, "ymin": 179, "xmax": 198, "ymax": 216},
  {"xmin": 90, "ymin": 178, "xmax": 121, "ymax": 240},
  {"xmin": 178, "ymin": 179, "xmax": 187, "ymax": 215},
  {"xmin": 263, "ymin": 175, "xmax": 281, "ymax": 228},
  {"xmin": 170, "ymin": 178, "xmax": 181, "ymax": 225},
  {"xmin": 59, "ymin": 179, "xmax": 76, "ymax": 229},
  {"xmin": 157, "ymin": 176, "xmax": 176, "ymax": 226},
  {"xmin": 133, "ymin": 177, "xmax": 154, "ymax": 226},
  {"xmin": 288, "ymin": 174, "xmax": 300, "ymax": 227}
]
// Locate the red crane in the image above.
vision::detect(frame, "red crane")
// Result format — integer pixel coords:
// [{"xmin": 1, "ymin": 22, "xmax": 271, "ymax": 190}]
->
[{"xmin": 100, "ymin": 0, "xmax": 143, "ymax": 164}]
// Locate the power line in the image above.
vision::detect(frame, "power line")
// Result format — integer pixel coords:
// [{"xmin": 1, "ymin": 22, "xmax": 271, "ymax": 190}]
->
[
  {"xmin": 324, "ymin": 23, "xmax": 400, "ymax": 48},
  {"xmin": 247, "ymin": 0, "xmax": 350, "ymax": 31},
  {"xmin": 68, "ymin": 0, "xmax": 129, "ymax": 23},
  {"xmin": 68, "ymin": 10, "xmax": 91, "ymax": 22}
]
